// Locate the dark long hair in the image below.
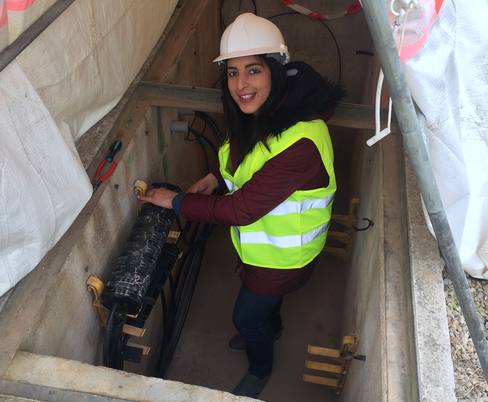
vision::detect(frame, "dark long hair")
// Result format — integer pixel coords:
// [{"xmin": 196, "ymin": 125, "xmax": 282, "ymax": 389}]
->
[{"xmin": 221, "ymin": 56, "xmax": 345, "ymax": 165}]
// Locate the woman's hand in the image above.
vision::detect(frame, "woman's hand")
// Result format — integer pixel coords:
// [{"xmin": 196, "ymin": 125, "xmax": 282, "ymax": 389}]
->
[
  {"xmin": 138, "ymin": 188, "xmax": 177, "ymax": 209},
  {"xmin": 187, "ymin": 173, "xmax": 219, "ymax": 195}
]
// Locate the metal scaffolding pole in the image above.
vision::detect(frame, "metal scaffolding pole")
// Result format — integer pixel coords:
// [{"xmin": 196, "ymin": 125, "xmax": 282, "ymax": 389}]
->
[{"xmin": 361, "ymin": 0, "xmax": 488, "ymax": 380}]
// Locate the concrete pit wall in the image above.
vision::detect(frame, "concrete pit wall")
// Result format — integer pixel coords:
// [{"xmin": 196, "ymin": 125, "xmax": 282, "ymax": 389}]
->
[{"xmin": 339, "ymin": 128, "xmax": 456, "ymax": 402}]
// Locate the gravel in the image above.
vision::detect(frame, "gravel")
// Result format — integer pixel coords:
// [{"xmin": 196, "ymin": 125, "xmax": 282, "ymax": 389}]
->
[{"xmin": 443, "ymin": 270, "xmax": 488, "ymax": 400}]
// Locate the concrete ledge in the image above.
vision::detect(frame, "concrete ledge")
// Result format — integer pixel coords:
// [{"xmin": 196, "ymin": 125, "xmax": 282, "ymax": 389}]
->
[
  {"xmin": 404, "ymin": 158, "xmax": 456, "ymax": 402},
  {"xmin": 2, "ymin": 352, "xmax": 257, "ymax": 402}
]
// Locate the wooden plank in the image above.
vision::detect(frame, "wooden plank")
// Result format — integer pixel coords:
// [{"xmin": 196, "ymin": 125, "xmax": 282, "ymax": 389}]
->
[
  {"xmin": 137, "ymin": 82, "xmax": 222, "ymax": 114},
  {"xmin": 307, "ymin": 345, "xmax": 341, "ymax": 358},
  {"xmin": 145, "ymin": 0, "xmax": 214, "ymax": 82},
  {"xmin": 305, "ymin": 360, "xmax": 344, "ymax": 374},
  {"xmin": 303, "ymin": 374, "xmax": 339, "ymax": 388},
  {"xmin": 328, "ymin": 102, "xmax": 395, "ymax": 131},
  {"xmin": 324, "ymin": 246, "xmax": 347, "ymax": 257},
  {"xmin": 327, "ymin": 231, "xmax": 350, "ymax": 244},
  {"xmin": 122, "ymin": 325, "xmax": 146, "ymax": 338},
  {"xmin": 331, "ymin": 214, "xmax": 353, "ymax": 228},
  {"xmin": 126, "ymin": 342, "xmax": 151, "ymax": 355},
  {"xmin": 137, "ymin": 82, "xmax": 395, "ymax": 130}
]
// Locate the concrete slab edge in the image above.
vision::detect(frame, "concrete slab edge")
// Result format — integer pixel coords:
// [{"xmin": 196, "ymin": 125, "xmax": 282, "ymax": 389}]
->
[
  {"xmin": 2, "ymin": 351, "xmax": 260, "ymax": 402},
  {"xmin": 404, "ymin": 157, "xmax": 456, "ymax": 402}
]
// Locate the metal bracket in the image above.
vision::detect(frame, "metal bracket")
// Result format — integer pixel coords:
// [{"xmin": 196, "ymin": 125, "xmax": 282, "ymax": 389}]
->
[{"xmin": 353, "ymin": 218, "xmax": 374, "ymax": 231}]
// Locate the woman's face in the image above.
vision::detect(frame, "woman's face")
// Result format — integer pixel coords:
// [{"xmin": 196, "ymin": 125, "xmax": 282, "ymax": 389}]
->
[{"xmin": 226, "ymin": 55, "xmax": 272, "ymax": 114}]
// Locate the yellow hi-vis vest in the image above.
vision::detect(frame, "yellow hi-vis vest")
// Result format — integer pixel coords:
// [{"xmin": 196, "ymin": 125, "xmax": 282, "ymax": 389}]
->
[{"xmin": 218, "ymin": 119, "xmax": 336, "ymax": 269}]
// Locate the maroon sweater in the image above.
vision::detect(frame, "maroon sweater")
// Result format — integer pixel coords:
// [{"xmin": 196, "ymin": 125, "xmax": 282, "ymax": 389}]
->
[{"xmin": 180, "ymin": 138, "xmax": 329, "ymax": 296}]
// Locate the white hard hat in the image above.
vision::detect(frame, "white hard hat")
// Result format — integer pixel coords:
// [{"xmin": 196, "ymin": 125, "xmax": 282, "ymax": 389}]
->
[{"xmin": 214, "ymin": 13, "xmax": 290, "ymax": 65}]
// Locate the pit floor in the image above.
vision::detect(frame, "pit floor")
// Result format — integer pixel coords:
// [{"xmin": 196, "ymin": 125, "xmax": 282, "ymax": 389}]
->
[{"xmin": 165, "ymin": 225, "xmax": 346, "ymax": 402}]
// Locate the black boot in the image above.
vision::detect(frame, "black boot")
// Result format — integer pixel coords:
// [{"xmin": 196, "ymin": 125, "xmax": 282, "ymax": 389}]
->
[{"xmin": 232, "ymin": 372, "xmax": 270, "ymax": 398}]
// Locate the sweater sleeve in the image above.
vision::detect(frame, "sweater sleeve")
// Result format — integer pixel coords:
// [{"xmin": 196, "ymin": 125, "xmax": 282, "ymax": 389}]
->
[{"xmin": 180, "ymin": 138, "xmax": 329, "ymax": 226}]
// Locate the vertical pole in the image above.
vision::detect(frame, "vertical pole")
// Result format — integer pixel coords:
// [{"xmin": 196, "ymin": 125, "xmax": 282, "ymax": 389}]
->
[{"xmin": 361, "ymin": 0, "xmax": 488, "ymax": 379}]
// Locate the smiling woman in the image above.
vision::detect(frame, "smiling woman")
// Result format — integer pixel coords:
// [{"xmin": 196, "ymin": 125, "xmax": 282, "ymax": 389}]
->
[{"xmin": 138, "ymin": 12, "xmax": 345, "ymax": 398}]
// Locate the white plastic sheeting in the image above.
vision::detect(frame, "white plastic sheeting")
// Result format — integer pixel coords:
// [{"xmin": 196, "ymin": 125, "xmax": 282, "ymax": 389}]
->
[
  {"xmin": 16, "ymin": 0, "xmax": 178, "ymax": 141},
  {"xmin": 399, "ymin": 0, "xmax": 488, "ymax": 278},
  {"xmin": 0, "ymin": 62, "xmax": 92, "ymax": 297}
]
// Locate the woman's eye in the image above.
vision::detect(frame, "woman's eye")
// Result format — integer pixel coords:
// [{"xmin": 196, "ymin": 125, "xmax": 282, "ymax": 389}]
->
[
  {"xmin": 248, "ymin": 68, "xmax": 261, "ymax": 75},
  {"xmin": 227, "ymin": 71, "xmax": 237, "ymax": 78}
]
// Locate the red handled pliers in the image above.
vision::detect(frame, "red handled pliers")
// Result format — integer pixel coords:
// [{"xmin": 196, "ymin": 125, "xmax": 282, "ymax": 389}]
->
[{"xmin": 92, "ymin": 140, "xmax": 122, "ymax": 191}]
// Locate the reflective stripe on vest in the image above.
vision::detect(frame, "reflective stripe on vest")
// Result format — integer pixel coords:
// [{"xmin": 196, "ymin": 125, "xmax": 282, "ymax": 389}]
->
[
  {"xmin": 233, "ymin": 221, "xmax": 331, "ymax": 248},
  {"xmin": 268, "ymin": 194, "xmax": 334, "ymax": 216},
  {"xmin": 224, "ymin": 179, "xmax": 236, "ymax": 192}
]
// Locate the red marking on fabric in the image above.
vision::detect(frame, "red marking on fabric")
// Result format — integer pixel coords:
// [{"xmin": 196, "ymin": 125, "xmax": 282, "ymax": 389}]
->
[
  {"xmin": 282, "ymin": 0, "xmax": 361, "ymax": 20},
  {"xmin": 308, "ymin": 11, "xmax": 325, "ymax": 21},
  {"xmin": 346, "ymin": 1, "xmax": 362, "ymax": 15},
  {"xmin": 435, "ymin": 0, "xmax": 444, "ymax": 14},
  {"xmin": 6, "ymin": 0, "xmax": 35, "ymax": 11},
  {"xmin": 0, "ymin": 7, "xmax": 7, "ymax": 29},
  {"xmin": 399, "ymin": 0, "xmax": 444, "ymax": 62}
]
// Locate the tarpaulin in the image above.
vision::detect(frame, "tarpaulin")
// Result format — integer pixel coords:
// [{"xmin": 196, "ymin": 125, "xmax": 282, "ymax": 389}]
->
[{"xmin": 396, "ymin": 0, "xmax": 488, "ymax": 278}]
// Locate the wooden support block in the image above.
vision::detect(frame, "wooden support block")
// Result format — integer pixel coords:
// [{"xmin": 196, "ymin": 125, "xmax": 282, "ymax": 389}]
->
[
  {"xmin": 305, "ymin": 360, "xmax": 344, "ymax": 374},
  {"xmin": 167, "ymin": 230, "xmax": 181, "ymax": 244},
  {"xmin": 122, "ymin": 324, "xmax": 146, "ymax": 338},
  {"xmin": 348, "ymin": 198, "xmax": 360, "ymax": 217},
  {"xmin": 303, "ymin": 374, "xmax": 340, "ymax": 388},
  {"xmin": 327, "ymin": 231, "xmax": 351, "ymax": 244},
  {"xmin": 324, "ymin": 246, "xmax": 347, "ymax": 258},
  {"xmin": 126, "ymin": 341, "xmax": 151, "ymax": 355},
  {"xmin": 331, "ymin": 214, "xmax": 353, "ymax": 228},
  {"xmin": 307, "ymin": 345, "xmax": 341, "ymax": 358}
]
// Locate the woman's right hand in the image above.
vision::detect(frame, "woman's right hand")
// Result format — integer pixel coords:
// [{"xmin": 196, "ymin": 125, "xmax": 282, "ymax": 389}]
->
[{"xmin": 187, "ymin": 173, "xmax": 219, "ymax": 195}]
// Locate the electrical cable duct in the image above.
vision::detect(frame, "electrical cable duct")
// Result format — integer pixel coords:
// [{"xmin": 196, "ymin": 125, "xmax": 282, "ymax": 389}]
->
[
  {"xmin": 101, "ymin": 183, "xmax": 180, "ymax": 370},
  {"xmin": 101, "ymin": 112, "xmax": 219, "ymax": 376}
]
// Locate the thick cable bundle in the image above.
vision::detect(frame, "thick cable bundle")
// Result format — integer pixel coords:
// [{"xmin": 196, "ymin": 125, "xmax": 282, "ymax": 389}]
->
[{"xmin": 103, "ymin": 186, "xmax": 177, "ymax": 315}]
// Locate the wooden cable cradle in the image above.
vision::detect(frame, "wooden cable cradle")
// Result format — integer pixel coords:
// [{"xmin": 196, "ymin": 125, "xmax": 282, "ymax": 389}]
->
[
  {"xmin": 303, "ymin": 335, "xmax": 365, "ymax": 394},
  {"xmin": 325, "ymin": 198, "xmax": 360, "ymax": 259}
]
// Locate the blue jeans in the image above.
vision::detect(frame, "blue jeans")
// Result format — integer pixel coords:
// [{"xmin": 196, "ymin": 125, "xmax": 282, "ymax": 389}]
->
[{"xmin": 232, "ymin": 286, "xmax": 283, "ymax": 378}]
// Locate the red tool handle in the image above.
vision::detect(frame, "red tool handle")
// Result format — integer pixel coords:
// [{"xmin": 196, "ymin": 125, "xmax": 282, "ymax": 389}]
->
[{"xmin": 98, "ymin": 161, "xmax": 118, "ymax": 182}]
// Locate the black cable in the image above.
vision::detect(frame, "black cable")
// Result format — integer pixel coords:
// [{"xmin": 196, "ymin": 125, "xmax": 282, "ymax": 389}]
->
[
  {"xmin": 251, "ymin": 0, "xmax": 258, "ymax": 15},
  {"xmin": 219, "ymin": 0, "xmax": 226, "ymax": 32},
  {"xmin": 188, "ymin": 127, "xmax": 219, "ymax": 157},
  {"xmin": 158, "ymin": 222, "xmax": 213, "ymax": 377},
  {"xmin": 220, "ymin": 0, "xmax": 259, "ymax": 31},
  {"xmin": 195, "ymin": 112, "xmax": 224, "ymax": 143},
  {"xmin": 267, "ymin": 11, "xmax": 342, "ymax": 84},
  {"xmin": 318, "ymin": 20, "xmax": 342, "ymax": 84},
  {"xmin": 104, "ymin": 303, "xmax": 126, "ymax": 370},
  {"xmin": 175, "ymin": 216, "xmax": 191, "ymax": 246},
  {"xmin": 103, "ymin": 303, "xmax": 118, "ymax": 367}
]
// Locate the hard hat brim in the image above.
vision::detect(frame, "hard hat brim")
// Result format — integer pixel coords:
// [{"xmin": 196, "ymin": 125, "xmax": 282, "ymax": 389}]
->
[{"xmin": 213, "ymin": 46, "xmax": 289, "ymax": 63}]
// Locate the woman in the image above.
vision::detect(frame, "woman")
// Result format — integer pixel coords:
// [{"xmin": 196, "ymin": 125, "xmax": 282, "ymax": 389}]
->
[{"xmin": 139, "ymin": 13, "xmax": 344, "ymax": 398}]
